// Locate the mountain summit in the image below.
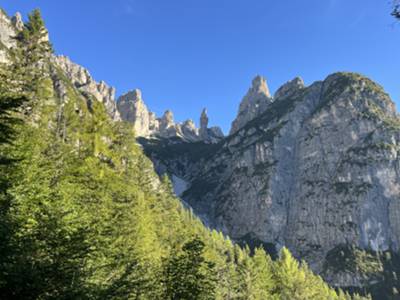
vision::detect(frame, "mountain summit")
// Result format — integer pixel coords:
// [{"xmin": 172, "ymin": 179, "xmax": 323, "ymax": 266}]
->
[{"xmin": 230, "ymin": 75, "xmax": 273, "ymax": 135}]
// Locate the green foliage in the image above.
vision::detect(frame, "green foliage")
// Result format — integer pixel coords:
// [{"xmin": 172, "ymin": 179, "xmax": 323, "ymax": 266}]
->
[
  {"xmin": 273, "ymin": 247, "xmax": 349, "ymax": 300},
  {"xmin": 250, "ymin": 248, "xmax": 275, "ymax": 299},
  {"xmin": 163, "ymin": 237, "xmax": 216, "ymax": 300},
  {"xmin": 324, "ymin": 245, "xmax": 400, "ymax": 300},
  {"xmin": 361, "ymin": 100, "xmax": 400, "ymax": 130},
  {"xmin": 313, "ymin": 72, "xmax": 389, "ymax": 117}
]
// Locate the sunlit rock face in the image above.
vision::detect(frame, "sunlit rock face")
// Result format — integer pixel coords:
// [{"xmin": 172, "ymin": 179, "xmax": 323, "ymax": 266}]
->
[
  {"xmin": 53, "ymin": 55, "xmax": 121, "ymax": 121},
  {"xmin": 0, "ymin": 12, "xmax": 120, "ymax": 122},
  {"xmin": 229, "ymin": 75, "xmax": 273, "ymax": 135},
  {"xmin": 141, "ymin": 72, "xmax": 400, "ymax": 288},
  {"xmin": 117, "ymin": 89, "xmax": 155, "ymax": 136},
  {"xmin": 0, "ymin": 10, "xmax": 18, "ymax": 63},
  {"xmin": 117, "ymin": 92, "xmax": 224, "ymax": 143}
]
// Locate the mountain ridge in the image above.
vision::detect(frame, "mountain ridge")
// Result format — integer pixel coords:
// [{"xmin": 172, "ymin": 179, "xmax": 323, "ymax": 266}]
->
[{"xmin": 139, "ymin": 71, "xmax": 400, "ymax": 296}]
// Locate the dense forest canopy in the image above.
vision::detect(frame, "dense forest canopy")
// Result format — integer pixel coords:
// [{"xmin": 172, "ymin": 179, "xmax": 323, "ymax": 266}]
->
[{"xmin": 0, "ymin": 9, "xmax": 371, "ymax": 300}]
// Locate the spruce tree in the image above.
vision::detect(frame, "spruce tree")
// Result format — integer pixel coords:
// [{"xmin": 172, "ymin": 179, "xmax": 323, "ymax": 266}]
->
[
  {"xmin": 163, "ymin": 237, "xmax": 216, "ymax": 300},
  {"xmin": 250, "ymin": 248, "xmax": 276, "ymax": 299}
]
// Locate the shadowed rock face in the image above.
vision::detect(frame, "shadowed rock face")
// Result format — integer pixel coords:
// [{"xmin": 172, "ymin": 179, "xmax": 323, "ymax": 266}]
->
[{"xmin": 141, "ymin": 72, "xmax": 400, "ymax": 289}]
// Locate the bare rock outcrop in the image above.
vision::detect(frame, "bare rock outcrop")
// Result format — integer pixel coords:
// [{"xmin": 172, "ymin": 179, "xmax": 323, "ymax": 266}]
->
[
  {"xmin": 0, "ymin": 10, "xmax": 18, "ymax": 63},
  {"xmin": 141, "ymin": 72, "xmax": 400, "ymax": 291},
  {"xmin": 117, "ymin": 89, "xmax": 155, "ymax": 136},
  {"xmin": 53, "ymin": 55, "xmax": 121, "ymax": 121},
  {"xmin": 229, "ymin": 75, "xmax": 273, "ymax": 135},
  {"xmin": 117, "ymin": 92, "xmax": 224, "ymax": 143}
]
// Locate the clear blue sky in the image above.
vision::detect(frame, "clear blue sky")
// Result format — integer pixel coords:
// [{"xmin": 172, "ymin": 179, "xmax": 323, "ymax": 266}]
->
[{"xmin": 2, "ymin": 0, "xmax": 400, "ymax": 133}]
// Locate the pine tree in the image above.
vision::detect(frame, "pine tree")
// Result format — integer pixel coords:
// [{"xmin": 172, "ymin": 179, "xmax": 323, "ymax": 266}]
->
[
  {"xmin": 163, "ymin": 237, "xmax": 216, "ymax": 300},
  {"xmin": 235, "ymin": 245, "xmax": 253, "ymax": 299},
  {"xmin": 0, "ymin": 9, "xmax": 58, "ymax": 299},
  {"xmin": 273, "ymin": 247, "xmax": 314, "ymax": 300},
  {"xmin": 9, "ymin": 8, "xmax": 53, "ymax": 111},
  {"xmin": 250, "ymin": 248, "xmax": 276, "ymax": 299}
]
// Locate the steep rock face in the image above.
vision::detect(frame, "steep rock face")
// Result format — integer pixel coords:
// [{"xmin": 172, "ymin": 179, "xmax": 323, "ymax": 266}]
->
[
  {"xmin": 199, "ymin": 108, "xmax": 209, "ymax": 140},
  {"xmin": 52, "ymin": 55, "xmax": 121, "ymax": 121},
  {"xmin": 11, "ymin": 12, "xmax": 24, "ymax": 31},
  {"xmin": 0, "ymin": 12, "xmax": 120, "ymax": 121},
  {"xmin": 117, "ymin": 89, "xmax": 156, "ymax": 136},
  {"xmin": 181, "ymin": 119, "xmax": 199, "ymax": 141},
  {"xmin": 0, "ymin": 10, "xmax": 18, "ymax": 63},
  {"xmin": 199, "ymin": 108, "xmax": 224, "ymax": 143},
  {"xmin": 229, "ymin": 75, "xmax": 273, "ymax": 135},
  {"xmin": 117, "ymin": 92, "xmax": 224, "ymax": 143},
  {"xmin": 141, "ymin": 72, "xmax": 400, "ymax": 289},
  {"xmin": 274, "ymin": 76, "xmax": 305, "ymax": 99}
]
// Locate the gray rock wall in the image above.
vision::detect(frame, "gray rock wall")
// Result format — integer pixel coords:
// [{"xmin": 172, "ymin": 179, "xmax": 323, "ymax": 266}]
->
[{"xmin": 143, "ymin": 72, "xmax": 400, "ymax": 288}]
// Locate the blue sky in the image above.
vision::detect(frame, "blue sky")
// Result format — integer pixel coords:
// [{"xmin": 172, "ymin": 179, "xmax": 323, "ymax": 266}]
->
[{"xmin": 2, "ymin": 0, "xmax": 400, "ymax": 133}]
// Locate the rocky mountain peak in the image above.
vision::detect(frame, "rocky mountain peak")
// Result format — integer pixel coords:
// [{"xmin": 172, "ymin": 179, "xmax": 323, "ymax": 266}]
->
[
  {"xmin": 229, "ymin": 75, "xmax": 273, "ymax": 135},
  {"xmin": 117, "ymin": 89, "xmax": 154, "ymax": 137},
  {"xmin": 200, "ymin": 108, "xmax": 208, "ymax": 127},
  {"xmin": 117, "ymin": 91, "xmax": 224, "ymax": 143},
  {"xmin": 199, "ymin": 108, "xmax": 209, "ymax": 139},
  {"xmin": 251, "ymin": 75, "xmax": 271, "ymax": 97},
  {"xmin": 118, "ymin": 89, "xmax": 144, "ymax": 107},
  {"xmin": 181, "ymin": 119, "xmax": 199, "ymax": 141},
  {"xmin": 143, "ymin": 71, "xmax": 400, "ymax": 294},
  {"xmin": 131, "ymin": 89, "xmax": 142, "ymax": 101},
  {"xmin": 162, "ymin": 110, "xmax": 174, "ymax": 123},
  {"xmin": 0, "ymin": 10, "xmax": 17, "ymax": 62},
  {"xmin": 274, "ymin": 76, "xmax": 305, "ymax": 99},
  {"xmin": 0, "ymin": 11, "xmax": 119, "ymax": 121},
  {"xmin": 0, "ymin": 8, "xmax": 9, "ymax": 23},
  {"xmin": 183, "ymin": 119, "xmax": 196, "ymax": 128},
  {"xmin": 11, "ymin": 12, "xmax": 24, "ymax": 31},
  {"xmin": 322, "ymin": 72, "xmax": 397, "ymax": 117},
  {"xmin": 53, "ymin": 55, "xmax": 121, "ymax": 121}
]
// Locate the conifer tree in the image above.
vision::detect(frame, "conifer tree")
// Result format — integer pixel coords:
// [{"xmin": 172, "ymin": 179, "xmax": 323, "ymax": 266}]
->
[
  {"xmin": 163, "ymin": 237, "xmax": 216, "ymax": 300},
  {"xmin": 273, "ymin": 247, "xmax": 314, "ymax": 300},
  {"xmin": 250, "ymin": 248, "xmax": 276, "ymax": 299},
  {"xmin": 235, "ymin": 245, "xmax": 253, "ymax": 299},
  {"xmin": 10, "ymin": 8, "xmax": 52, "ymax": 108}
]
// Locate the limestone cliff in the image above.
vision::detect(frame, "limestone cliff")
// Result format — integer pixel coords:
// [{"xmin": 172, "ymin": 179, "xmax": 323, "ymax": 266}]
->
[
  {"xmin": 0, "ymin": 9, "xmax": 19, "ymax": 63},
  {"xmin": 0, "ymin": 11, "xmax": 120, "ymax": 121},
  {"xmin": 117, "ymin": 89, "xmax": 156, "ymax": 136},
  {"xmin": 117, "ymin": 91, "xmax": 224, "ymax": 143},
  {"xmin": 229, "ymin": 75, "xmax": 273, "ymax": 135},
  {"xmin": 52, "ymin": 55, "xmax": 121, "ymax": 121},
  {"xmin": 140, "ymin": 73, "xmax": 400, "ymax": 293}
]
